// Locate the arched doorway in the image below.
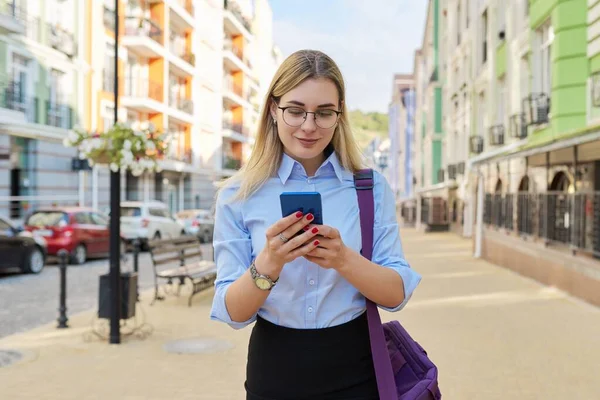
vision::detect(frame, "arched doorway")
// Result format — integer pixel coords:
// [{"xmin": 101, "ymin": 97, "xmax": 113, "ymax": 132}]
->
[
  {"xmin": 546, "ymin": 171, "xmax": 573, "ymax": 244},
  {"xmin": 517, "ymin": 175, "xmax": 533, "ymax": 235}
]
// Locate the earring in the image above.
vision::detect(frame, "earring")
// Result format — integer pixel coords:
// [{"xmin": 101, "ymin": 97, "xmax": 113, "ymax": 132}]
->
[{"xmin": 273, "ymin": 118, "xmax": 277, "ymax": 125}]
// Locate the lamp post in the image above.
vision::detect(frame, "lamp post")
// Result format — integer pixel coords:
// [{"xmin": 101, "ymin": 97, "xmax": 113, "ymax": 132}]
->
[{"xmin": 109, "ymin": 0, "xmax": 121, "ymax": 344}]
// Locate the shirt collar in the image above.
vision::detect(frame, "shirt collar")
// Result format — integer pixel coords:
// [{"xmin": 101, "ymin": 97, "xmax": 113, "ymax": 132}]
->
[{"xmin": 277, "ymin": 152, "xmax": 352, "ymax": 185}]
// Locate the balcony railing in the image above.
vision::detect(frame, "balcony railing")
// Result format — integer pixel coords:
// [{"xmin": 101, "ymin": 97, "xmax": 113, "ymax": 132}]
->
[
  {"xmin": 124, "ymin": 77, "xmax": 163, "ymax": 102},
  {"xmin": 509, "ymin": 113, "xmax": 527, "ymax": 139},
  {"xmin": 484, "ymin": 191, "xmax": 600, "ymax": 258},
  {"xmin": 224, "ymin": 40, "xmax": 244, "ymax": 61},
  {"xmin": 1, "ymin": 83, "xmax": 39, "ymax": 123},
  {"xmin": 420, "ymin": 197, "xmax": 448, "ymax": 226},
  {"xmin": 488, "ymin": 124, "xmax": 505, "ymax": 146},
  {"xmin": 103, "ymin": 6, "xmax": 115, "ymax": 31},
  {"xmin": 223, "ymin": 120, "xmax": 248, "ymax": 135},
  {"xmin": 175, "ymin": 0, "xmax": 193, "ymax": 14},
  {"xmin": 224, "ymin": 0, "xmax": 252, "ymax": 33},
  {"xmin": 45, "ymin": 100, "xmax": 73, "ymax": 129},
  {"xmin": 447, "ymin": 164, "xmax": 457, "ymax": 180},
  {"xmin": 124, "ymin": 16, "xmax": 163, "ymax": 45},
  {"xmin": 0, "ymin": 0, "xmax": 26, "ymax": 22},
  {"xmin": 167, "ymin": 147, "xmax": 193, "ymax": 164},
  {"xmin": 170, "ymin": 96, "xmax": 193, "ymax": 114},
  {"xmin": 47, "ymin": 23, "xmax": 77, "ymax": 57},
  {"xmin": 222, "ymin": 155, "xmax": 242, "ymax": 170},
  {"xmin": 469, "ymin": 135, "xmax": 484, "ymax": 154},
  {"xmin": 523, "ymin": 93, "xmax": 550, "ymax": 125},
  {"xmin": 223, "ymin": 79, "xmax": 244, "ymax": 97}
]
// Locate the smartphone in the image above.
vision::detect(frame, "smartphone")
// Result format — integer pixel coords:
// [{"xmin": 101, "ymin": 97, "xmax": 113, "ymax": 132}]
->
[{"xmin": 280, "ymin": 192, "xmax": 323, "ymax": 238}]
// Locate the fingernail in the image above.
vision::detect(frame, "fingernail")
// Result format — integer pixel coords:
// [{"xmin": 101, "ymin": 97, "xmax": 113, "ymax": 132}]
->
[
  {"xmin": 311, "ymin": 227, "xmax": 319, "ymax": 234},
  {"xmin": 313, "ymin": 240, "xmax": 320, "ymax": 246},
  {"xmin": 306, "ymin": 214, "xmax": 314, "ymax": 221},
  {"xmin": 295, "ymin": 211, "xmax": 303, "ymax": 218},
  {"xmin": 303, "ymin": 226, "xmax": 309, "ymax": 231}
]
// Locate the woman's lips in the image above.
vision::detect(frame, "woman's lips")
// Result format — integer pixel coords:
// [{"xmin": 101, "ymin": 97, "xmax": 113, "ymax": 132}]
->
[{"xmin": 296, "ymin": 138, "xmax": 319, "ymax": 147}]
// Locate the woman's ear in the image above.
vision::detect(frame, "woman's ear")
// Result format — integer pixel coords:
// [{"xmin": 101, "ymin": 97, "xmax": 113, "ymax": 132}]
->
[{"xmin": 269, "ymin": 99, "xmax": 278, "ymax": 120}]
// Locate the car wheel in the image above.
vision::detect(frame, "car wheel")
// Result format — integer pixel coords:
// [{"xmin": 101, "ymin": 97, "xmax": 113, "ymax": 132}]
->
[
  {"xmin": 71, "ymin": 244, "xmax": 87, "ymax": 265},
  {"xmin": 25, "ymin": 246, "xmax": 45, "ymax": 274}
]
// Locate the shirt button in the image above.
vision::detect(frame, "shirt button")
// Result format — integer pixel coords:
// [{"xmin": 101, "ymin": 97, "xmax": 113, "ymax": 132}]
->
[
  {"xmin": 307, "ymin": 178, "xmax": 312, "ymax": 184},
  {"xmin": 308, "ymin": 307, "xmax": 313, "ymax": 313},
  {"xmin": 309, "ymin": 279, "xmax": 315, "ymax": 286}
]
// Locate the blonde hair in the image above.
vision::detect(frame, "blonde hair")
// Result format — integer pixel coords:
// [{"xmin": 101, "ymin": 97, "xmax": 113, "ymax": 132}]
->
[{"xmin": 218, "ymin": 49, "xmax": 364, "ymax": 201}]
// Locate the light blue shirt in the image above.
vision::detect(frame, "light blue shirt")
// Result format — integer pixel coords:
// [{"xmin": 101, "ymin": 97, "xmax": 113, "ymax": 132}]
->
[{"xmin": 210, "ymin": 152, "xmax": 421, "ymax": 330}]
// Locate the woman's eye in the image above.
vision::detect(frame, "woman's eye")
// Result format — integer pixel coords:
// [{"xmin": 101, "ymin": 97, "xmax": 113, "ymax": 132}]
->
[
  {"xmin": 288, "ymin": 109, "xmax": 305, "ymax": 116},
  {"xmin": 317, "ymin": 110, "xmax": 335, "ymax": 117}
]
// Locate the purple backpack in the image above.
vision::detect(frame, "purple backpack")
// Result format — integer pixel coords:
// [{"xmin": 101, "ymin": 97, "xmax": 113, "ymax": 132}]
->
[{"xmin": 355, "ymin": 169, "xmax": 441, "ymax": 400}]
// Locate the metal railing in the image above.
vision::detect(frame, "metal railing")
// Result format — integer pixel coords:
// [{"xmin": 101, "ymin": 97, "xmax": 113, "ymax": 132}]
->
[
  {"xmin": 0, "ymin": 0, "xmax": 26, "ymax": 21},
  {"xmin": 224, "ymin": 0, "xmax": 252, "ymax": 33},
  {"xmin": 47, "ymin": 23, "xmax": 77, "ymax": 57},
  {"xmin": 124, "ymin": 16, "xmax": 163, "ymax": 45},
  {"xmin": 484, "ymin": 191, "xmax": 600, "ymax": 257},
  {"xmin": 420, "ymin": 197, "xmax": 448, "ymax": 225},
  {"xmin": 222, "ymin": 156, "xmax": 242, "ymax": 170},
  {"xmin": 223, "ymin": 79, "xmax": 244, "ymax": 97},
  {"xmin": 170, "ymin": 96, "xmax": 193, "ymax": 114},
  {"xmin": 223, "ymin": 120, "xmax": 248, "ymax": 135},
  {"xmin": 46, "ymin": 100, "xmax": 73, "ymax": 129},
  {"xmin": 224, "ymin": 40, "xmax": 244, "ymax": 61},
  {"xmin": 1, "ymin": 83, "xmax": 39, "ymax": 123}
]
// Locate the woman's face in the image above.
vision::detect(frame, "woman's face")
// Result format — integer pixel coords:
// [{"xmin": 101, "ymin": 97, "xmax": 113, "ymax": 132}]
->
[{"xmin": 271, "ymin": 78, "xmax": 341, "ymax": 170}]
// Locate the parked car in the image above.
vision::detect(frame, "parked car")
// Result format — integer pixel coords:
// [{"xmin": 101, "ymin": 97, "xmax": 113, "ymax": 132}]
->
[
  {"xmin": 23, "ymin": 207, "xmax": 125, "ymax": 265},
  {"xmin": 0, "ymin": 216, "xmax": 47, "ymax": 274},
  {"xmin": 176, "ymin": 209, "xmax": 214, "ymax": 243},
  {"xmin": 119, "ymin": 201, "xmax": 186, "ymax": 248}
]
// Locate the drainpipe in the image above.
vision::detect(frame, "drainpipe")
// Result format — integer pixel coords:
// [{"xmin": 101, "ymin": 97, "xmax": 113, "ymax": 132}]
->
[{"xmin": 474, "ymin": 168, "xmax": 484, "ymax": 258}]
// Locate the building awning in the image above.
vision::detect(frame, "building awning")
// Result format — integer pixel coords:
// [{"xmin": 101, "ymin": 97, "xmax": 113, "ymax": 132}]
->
[{"xmin": 469, "ymin": 127, "xmax": 600, "ymax": 167}]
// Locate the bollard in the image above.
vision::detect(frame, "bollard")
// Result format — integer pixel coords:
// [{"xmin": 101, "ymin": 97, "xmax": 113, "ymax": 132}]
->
[
  {"xmin": 133, "ymin": 238, "xmax": 140, "ymax": 302},
  {"xmin": 57, "ymin": 249, "xmax": 69, "ymax": 329}
]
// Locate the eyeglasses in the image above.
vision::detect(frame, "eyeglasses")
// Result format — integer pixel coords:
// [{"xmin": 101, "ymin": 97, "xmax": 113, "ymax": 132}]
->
[{"xmin": 277, "ymin": 106, "xmax": 342, "ymax": 129}]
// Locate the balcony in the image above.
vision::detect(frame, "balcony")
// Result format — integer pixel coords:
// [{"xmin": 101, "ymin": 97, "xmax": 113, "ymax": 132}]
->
[
  {"xmin": 509, "ymin": 113, "xmax": 528, "ymax": 139},
  {"xmin": 122, "ymin": 77, "xmax": 164, "ymax": 112},
  {"xmin": 223, "ymin": 0, "xmax": 252, "ymax": 38},
  {"xmin": 168, "ymin": 34, "xmax": 195, "ymax": 76},
  {"xmin": 223, "ymin": 40, "xmax": 252, "ymax": 75},
  {"xmin": 103, "ymin": 5, "xmax": 115, "ymax": 31},
  {"xmin": 168, "ymin": 96, "xmax": 194, "ymax": 124},
  {"xmin": 48, "ymin": 24, "xmax": 77, "ymax": 57},
  {"xmin": 222, "ymin": 120, "xmax": 249, "ymax": 143},
  {"xmin": 222, "ymin": 79, "xmax": 249, "ymax": 109},
  {"xmin": 0, "ymin": 0, "xmax": 25, "ymax": 34},
  {"xmin": 166, "ymin": 146, "xmax": 193, "ymax": 164},
  {"xmin": 1, "ymin": 83, "xmax": 39, "ymax": 123},
  {"xmin": 469, "ymin": 135, "xmax": 484, "ymax": 154},
  {"xmin": 170, "ymin": 0, "xmax": 194, "ymax": 30},
  {"xmin": 523, "ymin": 93, "xmax": 550, "ymax": 126},
  {"xmin": 222, "ymin": 155, "xmax": 242, "ymax": 171},
  {"xmin": 488, "ymin": 124, "xmax": 505, "ymax": 146},
  {"xmin": 123, "ymin": 16, "xmax": 164, "ymax": 57},
  {"xmin": 45, "ymin": 100, "xmax": 73, "ymax": 129}
]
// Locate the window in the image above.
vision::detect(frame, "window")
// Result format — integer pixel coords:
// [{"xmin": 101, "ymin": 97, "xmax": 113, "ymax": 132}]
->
[
  {"xmin": 534, "ymin": 21, "xmax": 553, "ymax": 95},
  {"xmin": 121, "ymin": 207, "xmax": 141, "ymax": 217},
  {"xmin": 103, "ymin": 42, "xmax": 115, "ymax": 92},
  {"xmin": 74, "ymin": 213, "xmax": 93, "ymax": 225},
  {"xmin": 481, "ymin": 10, "xmax": 488, "ymax": 65},
  {"xmin": 102, "ymin": 104, "xmax": 115, "ymax": 132},
  {"xmin": 465, "ymin": 0, "xmax": 469, "ymax": 27},
  {"xmin": 90, "ymin": 212, "xmax": 109, "ymax": 226}
]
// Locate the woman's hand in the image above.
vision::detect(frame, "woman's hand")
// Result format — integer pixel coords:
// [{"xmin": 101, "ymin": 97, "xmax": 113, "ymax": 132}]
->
[
  {"xmin": 254, "ymin": 211, "xmax": 321, "ymax": 279},
  {"xmin": 304, "ymin": 225, "xmax": 350, "ymax": 270}
]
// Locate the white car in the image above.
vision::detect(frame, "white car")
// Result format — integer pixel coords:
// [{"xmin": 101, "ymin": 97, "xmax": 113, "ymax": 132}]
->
[
  {"xmin": 119, "ymin": 201, "xmax": 186, "ymax": 247},
  {"xmin": 175, "ymin": 209, "xmax": 215, "ymax": 243}
]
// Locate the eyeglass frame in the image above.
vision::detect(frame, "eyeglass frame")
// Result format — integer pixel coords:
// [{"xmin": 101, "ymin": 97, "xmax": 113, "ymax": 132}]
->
[{"xmin": 275, "ymin": 104, "xmax": 343, "ymax": 129}]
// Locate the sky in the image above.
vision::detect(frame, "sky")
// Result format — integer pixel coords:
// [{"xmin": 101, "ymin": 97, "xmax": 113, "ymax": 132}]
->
[{"xmin": 269, "ymin": 0, "xmax": 428, "ymax": 114}]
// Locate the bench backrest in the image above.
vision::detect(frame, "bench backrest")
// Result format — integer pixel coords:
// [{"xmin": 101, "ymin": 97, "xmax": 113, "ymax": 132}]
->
[{"xmin": 148, "ymin": 236, "xmax": 203, "ymax": 269}]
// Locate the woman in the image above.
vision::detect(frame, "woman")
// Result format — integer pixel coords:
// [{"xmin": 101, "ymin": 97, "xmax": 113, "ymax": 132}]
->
[{"xmin": 210, "ymin": 49, "xmax": 421, "ymax": 400}]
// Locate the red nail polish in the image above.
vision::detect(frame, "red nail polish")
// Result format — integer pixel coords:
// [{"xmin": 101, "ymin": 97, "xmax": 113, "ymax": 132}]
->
[
  {"xmin": 306, "ymin": 214, "xmax": 314, "ymax": 221},
  {"xmin": 311, "ymin": 227, "xmax": 319, "ymax": 234},
  {"xmin": 313, "ymin": 240, "xmax": 320, "ymax": 246},
  {"xmin": 303, "ymin": 226, "xmax": 309, "ymax": 231},
  {"xmin": 295, "ymin": 211, "xmax": 303, "ymax": 218}
]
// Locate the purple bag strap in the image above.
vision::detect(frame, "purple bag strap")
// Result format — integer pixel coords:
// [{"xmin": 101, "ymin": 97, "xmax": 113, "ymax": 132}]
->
[{"xmin": 354, "ymin": 169, "xmax": 397, "ymax": 400}]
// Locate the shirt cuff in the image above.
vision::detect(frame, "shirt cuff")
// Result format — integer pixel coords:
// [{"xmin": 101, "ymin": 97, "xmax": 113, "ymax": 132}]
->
[
  {"xmin": 378, "ymin": 265, "xmax": 422, "ymax": 313},
  {"xmin": 210, "ymin": 284, "xmax": 257, "ymax": 329}
]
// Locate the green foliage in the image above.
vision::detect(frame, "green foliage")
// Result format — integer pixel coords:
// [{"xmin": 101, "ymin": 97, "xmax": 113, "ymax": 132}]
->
[{"xmin": 348, "ymin": 110, "xmax": 389, "ymax": 151}]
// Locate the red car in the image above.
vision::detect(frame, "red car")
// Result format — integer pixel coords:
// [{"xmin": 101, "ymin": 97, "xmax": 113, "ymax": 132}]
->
[{"xmin": 23, "ymin": 207, "xmax": 125, "ymax": 265}]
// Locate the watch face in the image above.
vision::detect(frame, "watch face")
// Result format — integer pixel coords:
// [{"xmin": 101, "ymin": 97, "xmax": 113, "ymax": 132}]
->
[{"xmin": 255, "ymin": 277, "xmax": 272, "ymax": 290}]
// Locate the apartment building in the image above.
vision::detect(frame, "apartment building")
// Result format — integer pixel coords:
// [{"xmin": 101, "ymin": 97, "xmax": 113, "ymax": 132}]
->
[
  {"xmin": 0, "ymin": 0, "xmax": 279, "ymax": 219},
  {"xmin": 411, "ymin": 0, "xmax": 600, "ymax": 307},
  {"xmin": 0, "ymin": 0, "xmax": 84, "ymax": 219}
]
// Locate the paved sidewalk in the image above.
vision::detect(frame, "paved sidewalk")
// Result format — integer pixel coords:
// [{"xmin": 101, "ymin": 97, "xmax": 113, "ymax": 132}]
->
[{"xmin": 1, "ymin": 228, "xmax": 600, "ymax": 399}]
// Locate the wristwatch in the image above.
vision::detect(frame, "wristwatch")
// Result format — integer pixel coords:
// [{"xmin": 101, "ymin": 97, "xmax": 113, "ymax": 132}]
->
[{"xmin": 250, "ymin": 260, "xmax": 278, "ymax": 291}]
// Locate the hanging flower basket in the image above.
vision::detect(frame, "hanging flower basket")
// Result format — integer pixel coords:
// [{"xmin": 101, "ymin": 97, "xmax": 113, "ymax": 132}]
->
[{"xmin": 63, "ymin": 122, "xmax": 171, "ymax": 176}]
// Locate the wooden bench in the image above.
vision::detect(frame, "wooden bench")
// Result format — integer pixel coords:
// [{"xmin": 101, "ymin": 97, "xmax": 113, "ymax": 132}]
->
[{"xmin": 148, "ymin": 235, "xmax": 216, "ymax": 307}]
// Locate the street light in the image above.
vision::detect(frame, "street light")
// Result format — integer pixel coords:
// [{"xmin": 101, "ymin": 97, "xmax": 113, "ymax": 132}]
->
[{"xmin": 109, "ymin": 0, "xmax": 122, "ymax": 344}]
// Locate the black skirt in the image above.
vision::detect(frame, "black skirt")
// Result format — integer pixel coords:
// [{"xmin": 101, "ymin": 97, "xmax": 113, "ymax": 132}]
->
[{"xmin": 245, "ymin": 312, "xmax": 380, "ymax": 400}]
